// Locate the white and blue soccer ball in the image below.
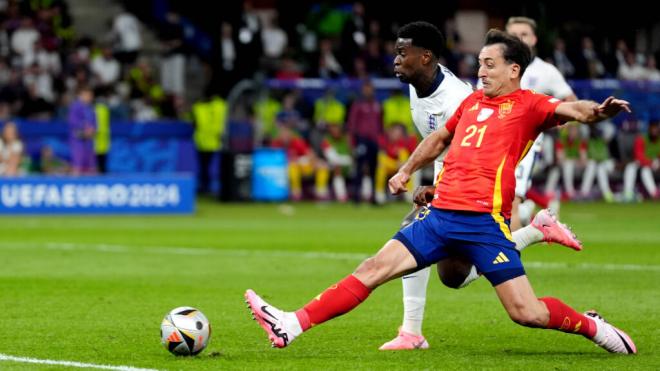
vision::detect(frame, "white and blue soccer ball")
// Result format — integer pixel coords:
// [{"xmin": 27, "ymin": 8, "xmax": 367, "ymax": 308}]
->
[{"xmin": 161, "ymin": 306, "xmax": 211, "ymax": 356}]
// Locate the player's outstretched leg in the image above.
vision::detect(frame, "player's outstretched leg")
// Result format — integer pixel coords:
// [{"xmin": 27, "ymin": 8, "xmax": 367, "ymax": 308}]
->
[{"xmin": 246, "ymin": 239, "xmax": 417, "ymax": 348}]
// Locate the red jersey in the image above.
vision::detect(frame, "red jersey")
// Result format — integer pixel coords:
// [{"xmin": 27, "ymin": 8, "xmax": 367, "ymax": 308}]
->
[
  {"xmin": 431, "ymin": 89, "xmax": 562, "ymax": 218},
  {"xmin": 271, "ymin": 137, "xmax": 311, "ymax": 160}
]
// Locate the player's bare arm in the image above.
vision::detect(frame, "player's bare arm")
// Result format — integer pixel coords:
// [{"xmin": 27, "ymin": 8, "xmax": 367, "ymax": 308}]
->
[
  {"xmin": 388, "ymin": 127, "xmax": 453, "ymax": 194},
  {"xmin": 554, "ymin": 96, "xmax": 631, "ymax": 124}
]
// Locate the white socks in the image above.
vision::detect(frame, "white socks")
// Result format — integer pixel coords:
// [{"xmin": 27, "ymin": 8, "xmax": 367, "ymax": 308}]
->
[
  {"xmin": 401, "ymin": 266, "xmax": 431, "ymax": 336},
  {"xmin": 512, "ymin": 224, "xmax": 544, "ymax": 252}
]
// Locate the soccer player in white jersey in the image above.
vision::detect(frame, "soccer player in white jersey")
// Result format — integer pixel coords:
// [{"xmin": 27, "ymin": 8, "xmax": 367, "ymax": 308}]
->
[
  {"xmin": 504, "ymin": 16, "xmax": 578, "ymax": 230},
  {"xmin": 379, "ymin": 21, "xmax": 582, "ymax": 351}
]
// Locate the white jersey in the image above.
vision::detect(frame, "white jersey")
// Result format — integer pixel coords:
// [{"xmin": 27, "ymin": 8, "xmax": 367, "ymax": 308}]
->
[
  {"xmin": 522, "ymin": 57, "xmax": 574, "ymax": 99},
  {"xmin": 409, "ymin": 64, "xmax": 473, "ymax": 139},
  {"xmin": 409, "ymin": 64, "xmax": 473, "ymax": 177},
  {"xmin": 517, "ymin": 57, "xmax": 575, "ymax": 197}
]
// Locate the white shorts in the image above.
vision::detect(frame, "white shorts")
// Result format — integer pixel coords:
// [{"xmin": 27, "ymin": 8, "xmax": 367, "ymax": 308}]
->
[{"xmin": 515, "ymin": 134, "xmax": 544, "ymax": 198}]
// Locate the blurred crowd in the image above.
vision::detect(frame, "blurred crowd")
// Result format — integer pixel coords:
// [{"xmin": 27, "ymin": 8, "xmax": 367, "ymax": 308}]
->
[
  {"xmin": 236, "ymin": 83, "xmax": 660, "ymax": 205},
  {"xmin": 1, "ymin": 0, "xmax": 659, "ymax": 204}
]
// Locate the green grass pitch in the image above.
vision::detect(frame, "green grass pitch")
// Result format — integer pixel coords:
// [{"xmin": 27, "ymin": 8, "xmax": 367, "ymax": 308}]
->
[{"xmin": 1, "ymin": 200, "xmax": 658, "ymax": 370}]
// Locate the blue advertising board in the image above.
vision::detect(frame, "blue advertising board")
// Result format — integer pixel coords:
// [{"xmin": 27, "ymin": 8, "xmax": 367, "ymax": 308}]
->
[{"xmin": 0, "ymin": 174, "xmax": 195, "ymax": 214}]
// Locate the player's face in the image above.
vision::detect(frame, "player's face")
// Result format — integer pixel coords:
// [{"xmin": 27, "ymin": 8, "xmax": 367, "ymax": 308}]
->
[
  {"xmin": 506, "ymin": 23, "xmax": 537, "ymax": 49},
  {"xmin": 478, "ymin": 44, "xmax": 520, "ymax": 98},
  {"xmin": 393, "ymin": 38, "xmax": 424, "ymax": 83}
]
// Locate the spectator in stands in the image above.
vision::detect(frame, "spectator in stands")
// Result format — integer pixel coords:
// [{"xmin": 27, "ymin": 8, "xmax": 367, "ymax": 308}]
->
[
  {"xmin": 206, "ymin": 21, "xmax": 237, "ymax": 96},
  {"xmin": 623, "ymin": 121, "xmax": 660, "ymax": 201},
  {"xmin": 643, "ymin": 55, "xmax": 660, "ymax": 81},
  {"xmin": 321, "ymin": 123, "xmax": 352, "ymax": 202},
  {"xmin": 90, "ymin": 44, "xmax": 120, "ymax": 89},
  {"xmin": 33, "ymin": 39, "xmax": 61, "ymax": 76},
  {"xmin": 374, "ymin": 123, "xmax": 416, "ymax": 205},
  {"xmin": 68, "ymin": 85, "xmax": 96, "ymax": 175},
  {"xmin": 315, "ymin": 38, "xmax": 343, "ymax": 78},
  {"xmin": 346, "ymin": 80, "xmax": 382, "ymax": 204},
  {"xmin": 340, "ymin": 1, "xmax": 367, "ymax": 75},
  {"xmin": 275, "ymin": 55, "xmax": 303, "ymax": 80},
  {"xmin": 11, "ymin": 17, "xmax": 39, "ymax": 67},
  {"xmin": 552, "ymin": 37, "xmax": 575, "ymax": 77},
  {"xmin": 547, "ymin": 124, "xmax": 587, "ymax": 200},
  {"xmin": 276, "ymin": 91, "xmax": 306, "ymax": 137},
  {"xmin": 618, "ymin": 51, "xmax": 646, "ymax": 80},
  {"xmin": 271, "ymin": 121, "xmax": 329, "ymax": 201},
  {"xmin": 159, "ymin": 11, "xmax": 186, "ymax": 97},
  {"xmin": 23, "ymin": 62, "xmax": 54, "ymax": 103},
  {"xmin": 111, "ymin": 11, "xmax": 142, "ymax": 65},
  {"xmin": 261, "ymin": 13, "xmax": 288, "ymax": 61},
  {"xmin": 580, "ymin": 125, "xmax": 615, "ymax": 201},
  {"xmin": 0, "ymin": 121, "xmax": 27, "ymax": 176},
  {"xmin": 19, "ymin": 82, "xmax": 53, "ymax": 119},
  {"xmin": 40, "ymin": 145, "xmax": 69, "ymax": 175},
  {"xmin": 236, "ymin": 0, "xmax": 263, "ymax": 80},
  {"xmin": 575, "ymin": 36, "xmax": 605, "ymax": 78}
]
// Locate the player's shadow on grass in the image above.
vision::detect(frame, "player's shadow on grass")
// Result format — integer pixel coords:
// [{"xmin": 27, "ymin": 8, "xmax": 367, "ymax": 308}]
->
[{"xmin": 500, "ymin": 349, "xmax": 608, "ymax": 357}]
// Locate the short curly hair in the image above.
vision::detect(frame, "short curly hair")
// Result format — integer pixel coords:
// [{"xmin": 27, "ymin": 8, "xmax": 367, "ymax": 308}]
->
[{"xmin": 396, "ymin": 21, "xmax": 445, "ymax": 59}]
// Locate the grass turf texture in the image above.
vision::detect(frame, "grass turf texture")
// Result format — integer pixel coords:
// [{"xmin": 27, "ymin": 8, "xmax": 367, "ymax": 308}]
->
[{"xmin": 0, "ymin": 200, "xmax": 658, "ymax": 370}]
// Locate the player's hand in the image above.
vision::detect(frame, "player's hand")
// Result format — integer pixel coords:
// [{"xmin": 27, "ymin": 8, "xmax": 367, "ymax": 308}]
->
[
  {"xmin": 388, "ymin": 171, "xmax": 410, "ymax": 195},
  {"xmin": 597, "ymin": 96, "xmax": 631, "ymax": 118},
  {"xmin": 412, "ymin": 185, "xmax": 435, "ymax": 206}
]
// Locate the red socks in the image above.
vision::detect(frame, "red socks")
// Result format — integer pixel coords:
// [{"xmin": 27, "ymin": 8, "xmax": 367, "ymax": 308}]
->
[
  {"xmin": 526, "ymin": 188, "xmax": 550, "ymax": 209},
  {"xmin": 295, "ymin": 275, "xmax": 371, "ymax": 331},
  {"xmin": 539, "ymin": 297, "xmax": 596, "ymax": 338}
]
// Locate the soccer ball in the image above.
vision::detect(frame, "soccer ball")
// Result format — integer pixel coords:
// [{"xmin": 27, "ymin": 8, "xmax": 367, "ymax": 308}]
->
[{"xmin": 160, "ymin": 306, "xmax": 211, "ymax": 356}]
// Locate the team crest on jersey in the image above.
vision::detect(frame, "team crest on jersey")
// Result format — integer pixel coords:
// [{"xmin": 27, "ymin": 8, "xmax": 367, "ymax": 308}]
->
[
  {"xmin": 498, "ymin": 100, "xmax": 514, "ymax": 118},
  {"xmin": 476, "ymin": 108, "xmax": 494, "ymax": 122},
  {"xmin": 428, "ymin": 114, "xmax": 438, "ymax": 130},
  {"xmin": 468, "ymin": 102, "xmax": 479, "ymax": 112}
]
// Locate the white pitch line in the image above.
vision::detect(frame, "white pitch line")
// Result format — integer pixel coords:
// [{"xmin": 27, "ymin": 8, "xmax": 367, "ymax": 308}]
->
[
  {"xmin": 0, "ymin": 353, "xmax": 159, "ymax": 371},
  {"xmin": 1, "ymin": 241, "xmax": 660, "ymax": 272}
]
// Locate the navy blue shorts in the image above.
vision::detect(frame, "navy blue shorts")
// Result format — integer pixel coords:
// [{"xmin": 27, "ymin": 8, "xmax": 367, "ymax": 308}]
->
[{"xmin": 393, "ymin": 207, "xmax": 525, "ymax": 286}]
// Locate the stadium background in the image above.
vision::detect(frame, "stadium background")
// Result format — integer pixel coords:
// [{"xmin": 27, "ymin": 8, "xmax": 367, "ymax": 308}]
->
[{"xmin": 0, "ymin": 1, "xmax": 659, "ymax": 370}]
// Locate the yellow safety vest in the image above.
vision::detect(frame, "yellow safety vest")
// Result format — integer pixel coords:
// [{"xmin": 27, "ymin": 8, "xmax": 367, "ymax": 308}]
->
[
  {"xmin": 94, "ymin": 103, "xmax": 111, "ymax": 154},
  {"xmin": 193, "ymin": 97, "xmax": 227, "ymax": 151},
  {"xmin": 314, "ymin": 98, "xmax": 346, "ymax": 126},
  {"xmin": 383, "ymin": 95, "xmax": 414, "ymax": 134}
]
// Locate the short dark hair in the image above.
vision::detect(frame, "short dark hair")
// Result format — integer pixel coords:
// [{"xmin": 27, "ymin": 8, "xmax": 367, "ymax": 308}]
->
[
  {"xmin": 396, "ymin": 21, "xmax": 445, "ymax": 59},
  {"xmin": 484, "ymin": 28, "xmax": 532, "ymax": 76}
]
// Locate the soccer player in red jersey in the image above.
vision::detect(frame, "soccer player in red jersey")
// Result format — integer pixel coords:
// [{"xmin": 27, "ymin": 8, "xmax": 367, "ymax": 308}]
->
[{"xmin": 245, "ymin": 29, "xmax": 636, "ymax": 354}]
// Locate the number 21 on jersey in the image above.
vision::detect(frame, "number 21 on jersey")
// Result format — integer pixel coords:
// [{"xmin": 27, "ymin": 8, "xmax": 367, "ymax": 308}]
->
[{"xmin": 460, "ymin": 124, "xmax": 488, "ymax": 148}]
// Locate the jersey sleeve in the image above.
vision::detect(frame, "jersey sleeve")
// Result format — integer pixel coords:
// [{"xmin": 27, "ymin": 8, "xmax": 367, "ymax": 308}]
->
[{"xmin": 531, "ymin": 93, "xmax": 564, "ymax": 131}]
